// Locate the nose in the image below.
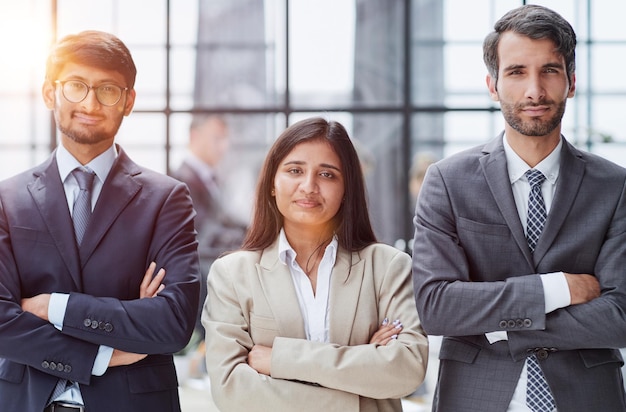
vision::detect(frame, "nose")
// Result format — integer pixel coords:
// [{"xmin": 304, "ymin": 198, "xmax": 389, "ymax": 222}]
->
[
  {"xmin": 300, "ymin": 172, "xmax": 319, "ymax": 193},
  {"xmin": 525, "ymin": 73, "xmax": 545, "ymax": 101},
  {"xmin": 80, "ymin": 88, "xmax": 101, "ymax": 110}
]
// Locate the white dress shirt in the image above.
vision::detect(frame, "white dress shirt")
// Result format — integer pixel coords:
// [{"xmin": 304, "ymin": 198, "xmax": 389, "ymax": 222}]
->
[
  {"xmin": 494, "ymin": 135, "xmax": 569, "ymax": 411},
  {"xmin": 46, "ymin": 143, "xmax": 117, "ymax": 404},
  {"xmin": 278, "ymin": 229, "xmax": 338, "ymax": 343}
]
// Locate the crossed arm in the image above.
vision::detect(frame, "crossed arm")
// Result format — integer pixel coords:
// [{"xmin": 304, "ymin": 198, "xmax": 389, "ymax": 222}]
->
[{"xmin": 20, "ymin": 262, "xmax": 166, "ymax": 368}]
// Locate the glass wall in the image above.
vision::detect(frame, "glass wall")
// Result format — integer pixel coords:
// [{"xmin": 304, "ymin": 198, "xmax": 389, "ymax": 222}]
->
[{"xmin": 1, "ymin": 0, "xmax": 625, "ymax": 249}]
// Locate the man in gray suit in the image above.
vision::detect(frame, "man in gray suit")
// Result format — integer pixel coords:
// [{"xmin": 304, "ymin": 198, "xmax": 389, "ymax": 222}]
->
[{"xmin": 412, "ymin": 5, "xmax": 626, "ymax": 412}]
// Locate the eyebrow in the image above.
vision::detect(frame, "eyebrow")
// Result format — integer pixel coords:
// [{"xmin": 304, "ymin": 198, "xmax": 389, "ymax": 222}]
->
[
  {"xmin": 503, "ymin": 62, "xmax": 565, "ymax": 72},
  {"xmin": 283, "ymin": 159, "xmax": 342, "ymax": 172}
]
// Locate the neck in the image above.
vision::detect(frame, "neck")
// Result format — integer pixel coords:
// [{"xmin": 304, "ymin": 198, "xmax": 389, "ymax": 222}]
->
[{"xmin": 504, "ymin": 128, "xmax": 560, "ymax": 168}]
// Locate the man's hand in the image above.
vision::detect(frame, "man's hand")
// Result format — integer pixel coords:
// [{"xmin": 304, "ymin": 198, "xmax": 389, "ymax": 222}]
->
[
  {"xmin": 140, "ymin": 262, "xmax": 165, "ymax": 298},
  {"xmin": 564, "ymin": 273, "xmax": 600, "ymax": 305},
  {"xmin": 21, "ymin": 294, "xmax": 52, "ymax": 321},
  {"xmin": 108, "ymin": 348, "xmax": 147, "ymax": 367},
  {"xmin": 248, "ymin": 344, "xmax": 272, "ymax": 375}
]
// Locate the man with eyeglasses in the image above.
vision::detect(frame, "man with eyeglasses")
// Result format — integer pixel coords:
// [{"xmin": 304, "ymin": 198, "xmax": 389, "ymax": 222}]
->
[{"xmin": 0, "ymin": 30, "xmax": 200, "ymax": 412}]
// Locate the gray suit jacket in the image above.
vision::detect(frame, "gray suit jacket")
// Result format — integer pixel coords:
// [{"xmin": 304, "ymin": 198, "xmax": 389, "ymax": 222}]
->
[
  {"xmin": 412, "ymin": 134, "xmax": 626, "ymax": 411},
  {"xmin": 202, "ymin": 240, "xmax": 428, "ymax": 412}
]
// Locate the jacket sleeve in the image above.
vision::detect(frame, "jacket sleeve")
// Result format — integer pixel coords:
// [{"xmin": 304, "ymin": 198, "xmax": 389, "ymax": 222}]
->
[
  {"xmin": 412, "ymin": 163, "xmax": 546, "ymax": 339},
  {"xmin": 270, "ymin": 250, "xmax": 428, "ymax": 399},
  {"xmin": 60, "ymin": 180, "xmax": 200, "ymax": 355}
]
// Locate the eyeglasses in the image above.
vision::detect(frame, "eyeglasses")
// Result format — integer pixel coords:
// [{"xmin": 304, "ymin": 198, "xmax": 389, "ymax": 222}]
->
[{"xmin": 54, "ymin": 80, "xmax": 128, "ymax": 106}]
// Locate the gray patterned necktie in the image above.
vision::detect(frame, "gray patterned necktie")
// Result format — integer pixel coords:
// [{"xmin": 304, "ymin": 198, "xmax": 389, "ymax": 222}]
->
[
  {"xmin": 525, "ymin": 169, "xmax": 546, "ymax": 253},
  {"xmin": 524, "ymin": 169, "xmax": 556, "ymax": 411},
  {"xmin": 72, "ymin": 167, "xmax": 95, "ymax": 245}
]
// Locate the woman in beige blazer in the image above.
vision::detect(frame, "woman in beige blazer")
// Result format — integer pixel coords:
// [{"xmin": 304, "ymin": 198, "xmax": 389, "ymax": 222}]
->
[{"xmin": 202, "ymin": 117, "xmax": 428, "ymax": 411}]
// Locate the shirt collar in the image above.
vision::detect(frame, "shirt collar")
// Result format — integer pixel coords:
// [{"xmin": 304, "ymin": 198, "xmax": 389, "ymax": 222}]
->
[
  {"xmin": 503, "ymin": 134, "xmax": 561, "ymax": 185},
  {"xmin": 278, "ymin": 228, "xmax": 338, "ymax": 266},
  {"xmin": 56, "ymin": 143, "xmax": 117, "ymax": 185}
]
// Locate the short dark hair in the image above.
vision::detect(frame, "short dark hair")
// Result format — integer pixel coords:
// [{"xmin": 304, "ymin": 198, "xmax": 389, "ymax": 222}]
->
[
  {"xmin": 46, "ymin": 30, "xmax": 137, "ymax": 88},
  {"xmin": 483, "ymin": 4, "xmax": 576, "ymax": 85},
  {"xmin": 242, "ymin": 117, "xmax": 377, "ymax": 252}
]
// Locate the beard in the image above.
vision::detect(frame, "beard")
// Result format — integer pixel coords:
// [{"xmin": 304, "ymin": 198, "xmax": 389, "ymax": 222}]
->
[
  {"xmin": 500, "ymin": 98, "xmax": 566, "ymax": 137},
  {"xmin": 55, "ymin": 110, "xmax": 124, "ymax": 145}
]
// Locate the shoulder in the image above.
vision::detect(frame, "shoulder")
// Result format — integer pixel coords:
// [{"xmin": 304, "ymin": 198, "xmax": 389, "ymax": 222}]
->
[
  {"xmin": 212, "ymin": 250, "xmax": 263, "ymax": 271},
  {"xmin": 356, "ymin": 243, "xmax": 411, "ymax": 265}
]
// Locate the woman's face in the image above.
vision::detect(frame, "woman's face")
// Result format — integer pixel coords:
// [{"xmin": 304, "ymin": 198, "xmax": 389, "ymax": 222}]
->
[{"xmin": 273, "ymin": 139, "xmax": 345, "ymax": 233}]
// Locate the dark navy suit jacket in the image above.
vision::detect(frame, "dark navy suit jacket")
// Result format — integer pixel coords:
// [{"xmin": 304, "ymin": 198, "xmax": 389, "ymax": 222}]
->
[{"xmin": 0, "ymin": 145, "xmax": 200, "ymax": 412}]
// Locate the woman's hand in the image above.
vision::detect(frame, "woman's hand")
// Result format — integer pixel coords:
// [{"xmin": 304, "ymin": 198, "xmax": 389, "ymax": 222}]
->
[
  {"xmin": 248, "ymin": 344, "xmax": 272, "ymax": 375},
  {"xmin": 369, "ymin": 318, "xmax": 403, "ymax": 345}
]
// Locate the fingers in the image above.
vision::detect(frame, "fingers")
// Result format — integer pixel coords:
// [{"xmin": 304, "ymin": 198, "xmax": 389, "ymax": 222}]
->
[
  {"xmin": 369, "ymin": 318, "xmax": 403, "ymax": 345},
  {"xmin": 140, "ymin": 261, "xmax": 157, "ymax": 290},
  {"xmin": 139, "ymin": 262, "xmax": 166, "ymax": 299}
]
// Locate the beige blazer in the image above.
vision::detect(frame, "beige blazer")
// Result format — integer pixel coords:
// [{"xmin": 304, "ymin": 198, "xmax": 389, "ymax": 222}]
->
[{"xmin": 202, "ymin": 239, "xmax": 428, "ymax": 412}]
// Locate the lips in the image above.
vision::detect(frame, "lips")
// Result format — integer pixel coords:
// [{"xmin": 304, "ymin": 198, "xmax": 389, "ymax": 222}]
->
[
  {"xmin": 294, "ymin": 199, "xmax": 320, "ymax": 208},
  {"xmin": 73, "ymin": 112, "xmax": 103, "ymax": 124},
  {"xmin": 520, "ymin": 105, "xmax": 550, "ymax": 117}
]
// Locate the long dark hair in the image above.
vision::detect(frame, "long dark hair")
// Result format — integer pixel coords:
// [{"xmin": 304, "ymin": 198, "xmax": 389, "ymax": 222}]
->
[{"xmin": 242, "ymin": 117, "xmax": 377, "ymax": 252}]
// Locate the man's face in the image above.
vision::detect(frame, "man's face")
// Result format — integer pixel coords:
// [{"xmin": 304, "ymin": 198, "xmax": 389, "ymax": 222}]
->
[
  {"xmin": 486, "ymin": 31, "xmax": 575, "ymax": 139},
  {"xmin": 193, "ymin": 117, "xmax": 230, "ymax": 167},
  {"xmin": 42, "ymin": 62, "xmax": 135, "ymax": 149}
]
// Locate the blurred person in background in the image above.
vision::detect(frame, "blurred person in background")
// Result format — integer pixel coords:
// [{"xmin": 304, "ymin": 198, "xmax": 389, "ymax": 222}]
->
[
  {"xmin": 172, "ymin": 114, "xmax": 247, "ymax": 381},
  {"xmin": 202, "ymin": 117, "xmax": 428, "ymax": 411}
]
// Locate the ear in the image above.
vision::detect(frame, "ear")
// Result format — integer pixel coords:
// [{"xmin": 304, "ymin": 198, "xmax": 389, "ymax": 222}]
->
[
  {"xmin": 42, "ymin": 80, "xmax": 56, "ymax": 109},
  {"xmin": 567, "ymin": 73, "xmax": 576, "ymax": 98},
  {"xmin": 122, "ymin": 89, "xmax": 136, "ymax": 116},
  {"xmin": 486, "ymin": 74, "xmax": 499, "ymax": 102}
]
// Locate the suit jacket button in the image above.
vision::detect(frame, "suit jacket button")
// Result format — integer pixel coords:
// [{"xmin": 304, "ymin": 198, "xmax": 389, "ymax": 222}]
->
[
  {"xmin": 507, "ymin": 320, "xmax": 516, "ymax": 328},
  {"xmin": 90, "ymin": 320, "xmax": 99, "ymax": 329},
  {"xmin": 523, "ymin": 318, "xmax": 532, "ymax": 327},
  {"xmin": 98, "ymin": 321, "xmax": 105, "ymax": 330},
  {"xmin": 49, "ymin": 362, "xmax": 57, "ymax": 370},
  {"xmin": 515, "ymin": 319, "xmax": 524, "ymax": 328},
  {"xmin": 537, "ymin": 349, "xmax": 549, "ymax": 360},
  {"xmin": 104, "ymin": 323, "xmax": 113, "ymax": 332},
  {"xmin": 64, "ymin": 365, "xmax": 72, "ymax": 373},
  {"xmin": 499, "ymin": 320, "xmax": 508, "ymax": 328},
  {"xmin": 56, "ymin": 363, "xmax": 64, "ymax": 371},
  {"xmin": 42, "ymin": 361, "xmax": 49, "ymax": 369},
  {"xmin": 83, "ymin": 319, "xmax": 92, "ymax": 327}
]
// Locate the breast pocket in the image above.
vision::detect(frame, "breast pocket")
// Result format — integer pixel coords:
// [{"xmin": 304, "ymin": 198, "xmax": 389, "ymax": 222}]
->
[{"xmin": 249, "ymin": 313, "xmax": 280, "ymax": 346}]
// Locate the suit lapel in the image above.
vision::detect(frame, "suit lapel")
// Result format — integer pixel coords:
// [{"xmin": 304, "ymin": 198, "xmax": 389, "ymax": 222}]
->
[
  {"xmin": 533, "ymin": 139, "xmax": 585, "ymax": 262},
  {"xmin": 28, "ymin": 155, "xmax": 83, "ymax": 290},
  {"xmin": 480, "ymin": 136, "xmax": 535, "ymax": 267},
  {"xmin": 79, "ymin": 147, "xmax": 142, "ymax": 265},
  {"xmin": 258, "ymin": 242, "xmax": 307, "ymax": 339},
  {"xmin": 328, "ymin": 249, "xmax": 364, "ymax": 344}
]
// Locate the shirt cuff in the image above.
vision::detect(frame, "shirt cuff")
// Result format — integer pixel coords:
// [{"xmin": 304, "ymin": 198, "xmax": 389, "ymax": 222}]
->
[
  {"xmin": 92, "ymin": 346, "xmax": 113, "ymax": 376},
  {"xmin": 48, "ymin": 293, "xmax": 69, "ymax": 330},
  {"xmin": 540, "ymin": 271, "xmax": 571, "ymax": 313},
  {"xmin": 485, "ymin": 330, "xmax": 508, "ymax": 343}
]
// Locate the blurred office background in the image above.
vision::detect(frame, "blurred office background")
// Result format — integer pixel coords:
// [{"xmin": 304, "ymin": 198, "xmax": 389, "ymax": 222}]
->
[
  {"xmin": 1, "ymin": 0, "xmax": 625, "ymax": 251},
  {"xmin": 1, "ymin": 1, "xmax": 625, "ymax": 409}
]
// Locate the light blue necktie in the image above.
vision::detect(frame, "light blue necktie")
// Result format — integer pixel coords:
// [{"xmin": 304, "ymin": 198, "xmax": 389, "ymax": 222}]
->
[
  {"xmin": 525, "ymin": 169, "xmax": 556, "ymax": 412},
  {"xmin": 72, "ymin": 167, "xmax": 95, "ymax": 245},
  {"xmin": 49, "ymin": 167, "xmax": 95, "ymax": 404}
]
